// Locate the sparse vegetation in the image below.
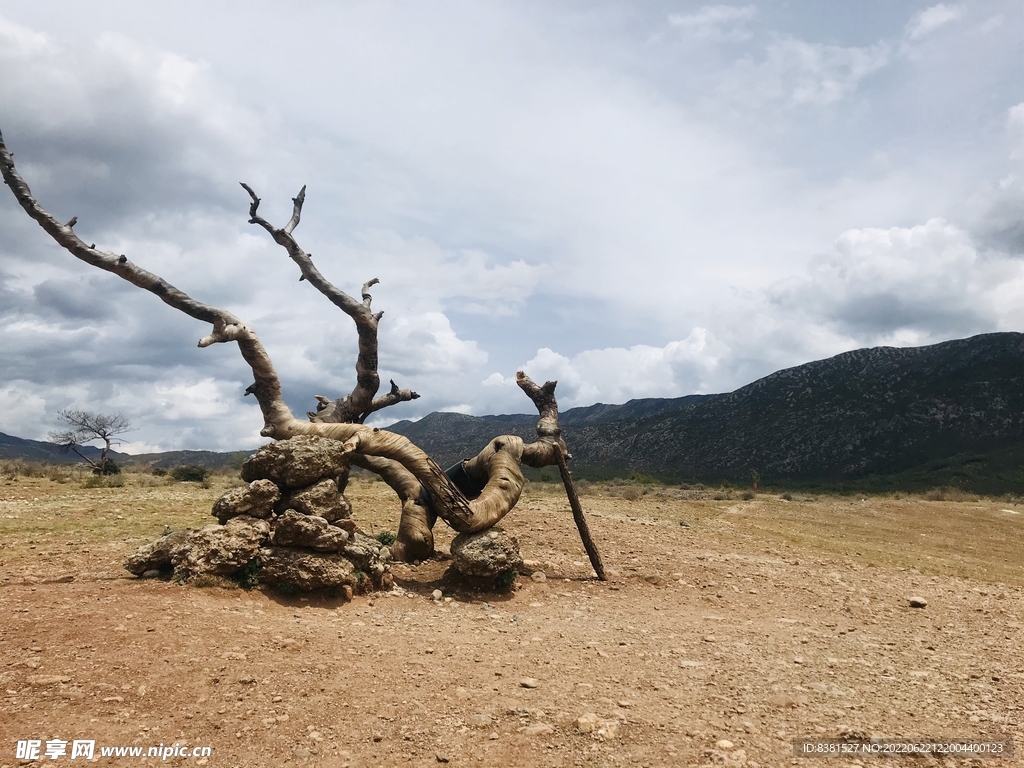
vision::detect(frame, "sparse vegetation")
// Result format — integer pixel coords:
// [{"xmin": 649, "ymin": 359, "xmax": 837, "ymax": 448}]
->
[
  {"xmin": 375, "ymin": 531, "xmax": 397, "ymax": 546},
  {"xmin": 170, "ymin": 465, "xmax": 212, "ymax": 483},
  {"xmin": 494, "ymin": 569, "xmax": 518, "ymax": 592}
]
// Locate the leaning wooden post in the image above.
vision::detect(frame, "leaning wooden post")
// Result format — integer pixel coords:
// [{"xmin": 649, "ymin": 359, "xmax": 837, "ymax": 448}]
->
[
  {"xmin": 555, "ymin": 446, "xmax": 606, "ymax": 580},
  {"xmin": 515, "ymin": 372, "xmax": 606, "ymax": 580}
]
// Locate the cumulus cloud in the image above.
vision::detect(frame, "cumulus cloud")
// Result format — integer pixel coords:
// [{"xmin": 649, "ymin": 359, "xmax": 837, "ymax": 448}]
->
[
  {"xmin": 502, "ymin": 328, "xmax": 721, "ymax": 408},
  {"xmin": 768, "ymin": 219, "xmax": 1020, "ymax": 343}
]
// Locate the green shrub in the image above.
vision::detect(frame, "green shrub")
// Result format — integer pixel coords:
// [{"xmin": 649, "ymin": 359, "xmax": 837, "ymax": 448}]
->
[
  {"xmin": 375, "ymin": 531, "xmax": 397, "ymax": 546},
  {"xmin": 237, "ymin": 558, "xmax": 261, "ymax": 590},
  {"xmin": 170, "ymin": 465, "xmax": 211, "ymax": 483},
  {"xmin": 152, "ymin": 466, "xmax": 168, "ymax": 477},
  {"xmin": 494, "ymin": 569, "xmax": 518, "ymax": 592}
]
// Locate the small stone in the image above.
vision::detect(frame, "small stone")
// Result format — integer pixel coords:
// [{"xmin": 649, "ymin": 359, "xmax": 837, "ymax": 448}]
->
[
  {"xmin": 909, "ymin": 596, "xmax": 927, "ymax": 608},
  {"xmin": 577, "ymin": 712, "xmax": 599, "ymax": 733},
  {"xmin": 519, "ymin": 678, "xmax": 539, "ymax": 689},
  {"xmin": 488, "ymin": 732, "xmax": 499, "ymax": 740},
  {"xmin": 531, "ymin": 571, "xmax": 547, "ymax": 583},
  {"xmin": 294, "ymin": 747, "xmax": 310, "ymax": 759},
  {"xmin": 716, "ymin": 739, "xmax": 735, "ymax": 750},
  {"xmin": 432, "ymin": 589, "xmax": 443, "ymax": 600},
  {"xmin": 702, "ymin": 635, "xmax": 716, "ymax": 643},
  {"xmin": 27, "ymin": 675, "xmax": 71, "ymax": 686},
  {"xmin": 767, "ymin": 693, "xmax": 808, "ymax": 708},
  {"xmin": 524, "ymin": 723, "xmax": 554, "ymax": 736},
  {"xmin": 436, "ymin": 753, "xmax": 450, "ymax": 763},
  {"xmin": 468, "ymin": 713, "xmax": 492, "ymax": 727},
  {"xmin": 141, "ymin": 569, "xmax": 162, "ymax": 579}
]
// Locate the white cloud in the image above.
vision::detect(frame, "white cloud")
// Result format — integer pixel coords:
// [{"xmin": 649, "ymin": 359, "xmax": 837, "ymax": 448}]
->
[
  {"xmin": 380, "ymin": 312, "xmax": 488, "ymax": 377},
  {"xmin": 0, "ymin": 14, "xmax": 49, "ymax": 57},
  {"xmin": 0, "ymin": 382, "xmax": 49, "ymax": 437},
  {"xmin": 728, "ymin": 36, "xmax": 890, "ymax": 107},
  {"xmin": 517, "ymin": 328, "xmax": 721, "ymax": 407},
  {"xmin": 767, "ymin": 219, "xmax": 1020, "ymax": 341},
  {"xmin": 668, "ymin": 5, "xmax": 757, "ymax": 42},
  {"xmin": 907, "ymin": 4, "xmax": 963, "ymax": 41}
]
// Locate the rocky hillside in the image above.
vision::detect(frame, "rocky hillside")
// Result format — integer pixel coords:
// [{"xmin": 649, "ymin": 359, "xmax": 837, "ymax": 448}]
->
[
  {"xmin": 0, "ymin": 433, "xmax": 246, "ymax": 470},
  {"xmin": 386, "ymin": 333, "xmax": 1024, "ymax": 489},
  {"xmin": 6, "ymin": 333, "xmax": 1023, "ymax": 490}
]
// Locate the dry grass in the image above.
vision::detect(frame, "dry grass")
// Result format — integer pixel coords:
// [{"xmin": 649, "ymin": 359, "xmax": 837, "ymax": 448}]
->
[{"xmin": 2, "ymin": 471, "xmax": 1023, "ymax": 586}]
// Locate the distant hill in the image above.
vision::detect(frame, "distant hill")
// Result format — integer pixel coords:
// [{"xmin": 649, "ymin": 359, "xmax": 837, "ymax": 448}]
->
[
  {"xmin": 386, "ymin": 333, "xmax": 1024, "ymax": 493},
  {"xmin": 5, "ymin": 332, "xmax": 1024, "ymax": 492},
  {"xmin": 0, "ymin": 433, "xmax": 247, "ymax": 470}
]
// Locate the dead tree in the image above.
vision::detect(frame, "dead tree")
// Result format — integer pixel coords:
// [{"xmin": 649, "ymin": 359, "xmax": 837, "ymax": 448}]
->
[
  {"xmin": 49, "ymin": 409, "xmax": 131, "ymax": 475},
  {"xmin": 0, "ymin": 128, "xmax": 604, "ymax": 576}
]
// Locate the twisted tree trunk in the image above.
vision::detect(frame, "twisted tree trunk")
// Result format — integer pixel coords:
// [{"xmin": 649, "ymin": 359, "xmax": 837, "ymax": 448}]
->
[{"xmin": 0, "ymin": 128, "xmax": 603, "ymax": 574}]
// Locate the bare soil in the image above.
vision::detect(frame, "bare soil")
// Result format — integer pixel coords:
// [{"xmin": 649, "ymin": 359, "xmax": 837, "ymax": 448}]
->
[{"xmin": 1, "ymin": 472, "xmax": 1022, "ymax": 767}]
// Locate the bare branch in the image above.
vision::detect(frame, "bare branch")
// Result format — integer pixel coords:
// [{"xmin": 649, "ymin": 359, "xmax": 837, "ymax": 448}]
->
[
  {"xmin": 0, "ymin": 129, "xmax": 295, "ymax": 438},
  {"xmin": 365, "ymin": 379, "xmax": 420, "ymax": 419},
  {"xmin": 240, "ymin": 183, "xmax": 419, "ymax": 422}
]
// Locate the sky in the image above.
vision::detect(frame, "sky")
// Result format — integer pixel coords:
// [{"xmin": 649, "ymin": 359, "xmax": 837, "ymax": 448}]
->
[{"xmin": 1, "ymin": 1, "xmax": 1022, "ymax": 453}]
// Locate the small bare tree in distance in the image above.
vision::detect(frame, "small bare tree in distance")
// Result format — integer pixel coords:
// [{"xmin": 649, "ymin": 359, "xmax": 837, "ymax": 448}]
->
[{"xmin": 49, "ymin": 409, "xmax": 132, "ymax": 475}]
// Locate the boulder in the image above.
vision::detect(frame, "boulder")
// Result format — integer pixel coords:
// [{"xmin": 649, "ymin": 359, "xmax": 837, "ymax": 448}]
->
[
  {"xmin": 279, "ymin": 478, "xmax": 351, "ymax": 522},
  {"xmin": 256, "ymin": 546, "xmax": 357, "ymax": 591},
  {"xmin": 240, "ymin": 436, "xmax": 349, "ymax": 489},
  {"xmin": 212, "ymin": 479, "xmax": 281, "ymax": 524},
  {"xmin": 169, "ymin": 516, "xmax": 270, "ymax": 579},
  {"xmin": 272, "ymin": 510, "xmax": 349, "ymax": 552},
  {"xmin": 342, "ymin": 530, "xmax": 386, "ymax": 571},
  {"xmin": 450, "ymin": 528, "xmax": 523, "ymax": 578},
  {"xmin": 124, "ymin": 529, "xmax": 191, "ymax": 575}
]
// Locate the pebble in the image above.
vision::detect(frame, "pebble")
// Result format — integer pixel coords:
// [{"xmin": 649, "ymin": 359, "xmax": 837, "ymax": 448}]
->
[
  {"xmin": 468, "ymin": 713, "xmax": 492, "ymax": 727},
  {"xmin": 524, "ymin": 723, "xmax": 554, "ymax": 736},
  {"xmin": 531, "ymin": 571, "xmax": 547, "ymax": 583},
  {"xmin": 141, "ymin": 570, "xmax": 162, "ymax": 579},
  {"xmin": 432, "ymin": 589, "xmax": 443, "ymax": 600},
  {"xmin": 716, "ymin": 739, "xmax": 735, "ymax": 750},
  {"xmin": 909, "ymin": 596, "xmax": 927, "ymax": 608},
  {"xmin": 519, "ymin": 678, "xmax": 539, "ymax": 689},
  {"xmin": 436, "ymin": 753, "xmax": 450, "ymax": 763}
]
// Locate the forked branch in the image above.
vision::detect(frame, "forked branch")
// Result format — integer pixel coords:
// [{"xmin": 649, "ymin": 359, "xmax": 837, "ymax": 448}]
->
[{"xmin": 240, "ymin": 183, "xmax": 418, "ymax": 423}]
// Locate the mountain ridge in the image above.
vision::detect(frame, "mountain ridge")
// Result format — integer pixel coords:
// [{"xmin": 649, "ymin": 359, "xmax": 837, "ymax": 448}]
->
[{"xmin": 5, "ymin": 332, "xmax": 1024, "ymax": 491}]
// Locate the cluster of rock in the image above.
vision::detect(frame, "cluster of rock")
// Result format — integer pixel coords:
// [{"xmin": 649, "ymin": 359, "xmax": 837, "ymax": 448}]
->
[{"xmin": 125, "ymin": 436, "xmax": 393, "ymax": 593}]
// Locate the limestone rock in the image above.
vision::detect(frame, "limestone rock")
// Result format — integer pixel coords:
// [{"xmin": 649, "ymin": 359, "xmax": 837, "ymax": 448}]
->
[
  {"xmin": 280, "ymin": 479, "xmax": 351, "ymax": 522},
  {"xmin": 342, "ymin": 531, "xmax": 386, "ymax": 571},
  {"xmin": 240, "ymin": 435, "xmax": 349, "ymax": 489},
  {"xmin": 124, "ymin": 529, "xmax": 192, "ymax": 575},
  {"xmin": 257, "ymin": 546, "xmax": 357, "ymax": 591},
  {"xmin": 272, "ymin": 510, "xmax": 349, "ymax": 552},
  {"xmin": 212, "ymin": 479, "xmax": 280, "ymax": 524},
  {"xmin": 450, "ymin": 528, "xmax": 523, "ymax": 579},
  {"xmin": 576, "ymin": 712, "xmax": 620, "ymax": 740},
  {"xmin": 170, "ymin": 517, "xmax": 270, "ymax": 579}
]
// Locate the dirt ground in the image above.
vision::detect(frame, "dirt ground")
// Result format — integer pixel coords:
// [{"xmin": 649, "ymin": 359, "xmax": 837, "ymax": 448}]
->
[{"xmin": 1, "ymin": 471, "xmax": 1022, "ymax": 767}]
